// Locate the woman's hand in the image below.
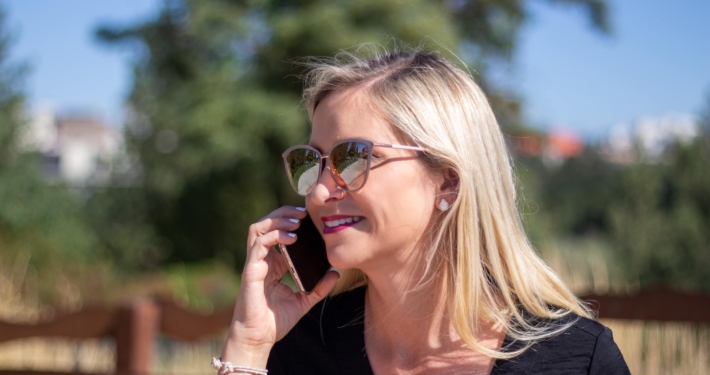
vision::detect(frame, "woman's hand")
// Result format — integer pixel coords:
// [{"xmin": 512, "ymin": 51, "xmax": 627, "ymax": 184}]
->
[{"xmin": 221, "ymin": 206, "xmax": 340, "ymax": 369}]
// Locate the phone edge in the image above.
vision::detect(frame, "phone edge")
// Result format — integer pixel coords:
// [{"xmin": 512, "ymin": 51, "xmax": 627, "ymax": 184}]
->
[{"xmin": 277, "ymin": 243, "xmax": 310, "ymax": 294}]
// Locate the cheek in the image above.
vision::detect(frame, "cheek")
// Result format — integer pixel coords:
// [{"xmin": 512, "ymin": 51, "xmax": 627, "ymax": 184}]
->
[{"xmin": 368, "ymin": 166, "xmax": 436, "ymax": 232}]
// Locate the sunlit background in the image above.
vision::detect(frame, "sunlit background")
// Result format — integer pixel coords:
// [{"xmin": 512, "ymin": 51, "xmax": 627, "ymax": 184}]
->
[{"xmin": 1, "ymin": 0, "xmax": 709, "ymax": 374}]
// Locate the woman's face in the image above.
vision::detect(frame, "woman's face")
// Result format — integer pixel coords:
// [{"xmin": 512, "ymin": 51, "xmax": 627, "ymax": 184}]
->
[{"xmin": 306, "ymin": 88, "xmax": 440, "ymax": 274}]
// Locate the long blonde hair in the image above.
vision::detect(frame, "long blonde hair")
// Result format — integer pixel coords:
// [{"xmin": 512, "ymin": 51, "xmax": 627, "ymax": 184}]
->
[{"xmin": 301, "ymin": 47, "xmax": 592, "ymax": 358}]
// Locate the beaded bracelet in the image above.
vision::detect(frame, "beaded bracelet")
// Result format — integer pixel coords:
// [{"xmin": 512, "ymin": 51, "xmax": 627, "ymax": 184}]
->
[{"xmin": 211, "ymin": 357, "xmax": 268, "ymax": 375}]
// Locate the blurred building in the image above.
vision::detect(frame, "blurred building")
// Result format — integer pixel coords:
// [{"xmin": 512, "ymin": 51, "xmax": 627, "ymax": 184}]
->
[
  {"xmin": 508, "ymin": 129, "xmax": 585, "ymax": 167},
  {"xmin": 22, "ymin": 108, "xmax": 124, "ymax": 185},
  {"xmin": 603, "ymin": 113, "xmax": 700, "ymax": 163},
  {"xmin": 544, "ymin": 130, "xmax": 584, "ymax": 166}
]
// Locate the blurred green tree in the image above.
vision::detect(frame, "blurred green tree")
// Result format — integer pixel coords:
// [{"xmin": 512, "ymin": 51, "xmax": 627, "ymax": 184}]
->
[
  {"xmin": 94, "ymin": 0, "xmax": 609, "ymax": 271},
  {"xmin": 517, "ymin": 96, "xmax": 710, "ymax": 291},
  {"xmin": 0, "ymin": 8, "xmax": 98, "ymax": 281},
  {"xmin": 608, "ymin": 135, "xmax": 710, "ymax": 290}
]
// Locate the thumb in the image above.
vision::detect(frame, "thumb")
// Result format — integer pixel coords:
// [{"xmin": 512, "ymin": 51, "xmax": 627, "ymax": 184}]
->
[{"xmin": 299, "ymin": 270, "xmax": 340, "ymax": 312}]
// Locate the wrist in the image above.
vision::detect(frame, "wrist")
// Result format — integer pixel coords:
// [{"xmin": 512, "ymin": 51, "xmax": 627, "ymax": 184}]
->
[
  {"xmin": 212, "ymin": 357, "xmax": 268, "ymax": 375},
  {"xmin": 221, "ymin": 340, "xmax": 272, "ymax": 370}
]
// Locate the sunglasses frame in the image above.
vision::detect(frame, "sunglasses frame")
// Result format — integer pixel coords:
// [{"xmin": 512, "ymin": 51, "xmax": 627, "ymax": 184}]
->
[{"xmin": 282, "ymin": 138, "xmax": 425, "ymax": 196}]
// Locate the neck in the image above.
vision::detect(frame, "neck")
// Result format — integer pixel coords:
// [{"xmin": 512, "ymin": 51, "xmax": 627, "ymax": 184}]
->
[
  {"xmin": 363, "ymin": 250, "xmax": 455, "ymax": 353},
  {"xmin": 361, "ymin": 254, "xmax": 505, "ymax": 373}
]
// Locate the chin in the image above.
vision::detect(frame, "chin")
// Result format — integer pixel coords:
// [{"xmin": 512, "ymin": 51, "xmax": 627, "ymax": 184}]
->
[{"xmin": 325, "ymin": 243, "xmax": 366, "ymax": 270}]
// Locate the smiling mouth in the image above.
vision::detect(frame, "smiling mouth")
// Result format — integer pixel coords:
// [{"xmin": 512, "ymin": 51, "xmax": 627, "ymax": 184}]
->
[{"xmin": 322, "ymin": 216, "xmax": 364, "ymax": 234}]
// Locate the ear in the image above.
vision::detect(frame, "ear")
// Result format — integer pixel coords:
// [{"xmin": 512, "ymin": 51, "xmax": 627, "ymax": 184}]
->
[{"xmin": 436, "ymin": 167, "xmax": 459, "ymax": 208}]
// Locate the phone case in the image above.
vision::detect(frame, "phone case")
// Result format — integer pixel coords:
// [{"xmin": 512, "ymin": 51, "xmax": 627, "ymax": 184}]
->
[{"xmin": 278, "ymin": 215, "xmax": 331, "ymax": 294}]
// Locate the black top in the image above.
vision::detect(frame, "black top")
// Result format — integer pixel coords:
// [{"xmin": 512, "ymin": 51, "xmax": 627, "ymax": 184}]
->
[{"xmin": 267, "ymin": 287, "xmax": 630, "ymax": 374}]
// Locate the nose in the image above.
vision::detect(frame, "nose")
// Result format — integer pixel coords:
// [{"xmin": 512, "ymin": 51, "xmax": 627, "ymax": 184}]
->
[{"xmin": 309, "ymin": 162, "xmax": 344, "ymax": 205}]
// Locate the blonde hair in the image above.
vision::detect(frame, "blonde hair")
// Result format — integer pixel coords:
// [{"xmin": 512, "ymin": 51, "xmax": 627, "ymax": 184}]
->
[{"xmin": 301, "ymin": 47, "xmax": 593, "ymax": 359}]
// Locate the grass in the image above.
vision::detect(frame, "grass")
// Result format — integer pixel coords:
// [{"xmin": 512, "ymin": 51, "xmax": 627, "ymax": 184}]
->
[
  {"xmin": 604, "ymin": 319, "xmax": 710, "ymax": 375},
  {"xmin": 0, "ymin": 338, "xmax": 115, "ymax": 373}
]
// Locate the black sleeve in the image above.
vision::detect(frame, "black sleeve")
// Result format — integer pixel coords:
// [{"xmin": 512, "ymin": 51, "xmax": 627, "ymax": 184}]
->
[
  {"xmin": 588, "ymin": 327, "xmax": 631, "ymax": 375},
  {"xmin": 265, "ymin": 294, "xmax": 349, "ymax": 375},
  {"xmin": 266, "ymin": 336, "xmax": 290, "ymax": 375}
]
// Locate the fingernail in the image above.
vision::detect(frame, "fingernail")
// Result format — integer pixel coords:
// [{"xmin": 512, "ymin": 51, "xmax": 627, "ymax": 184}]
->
[
  {"xmin": 289, "ymin": 218, "xmax": 300, "ymax": 223},
  {"xmin": 295, "ymin": 207, "xmax": 307, "ymax": 211},
  {"xmin": 287, "ymin": 232, "xmax": 297, "ymax": 237}
]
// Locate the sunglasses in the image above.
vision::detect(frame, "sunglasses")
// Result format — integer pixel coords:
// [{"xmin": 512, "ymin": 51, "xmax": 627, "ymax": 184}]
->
[{"xmin": 282, "ymin": 139, "xmax": 425, "ymax": 196}]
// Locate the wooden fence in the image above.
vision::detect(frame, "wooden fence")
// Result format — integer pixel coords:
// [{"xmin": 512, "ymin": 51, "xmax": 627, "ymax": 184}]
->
[{"xmin": 1, "ymin": 288, "xmax": 709, "ymax": 375}]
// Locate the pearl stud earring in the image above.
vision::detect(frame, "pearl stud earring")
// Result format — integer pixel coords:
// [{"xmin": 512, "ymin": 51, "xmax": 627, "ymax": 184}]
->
[{"xmin": 438, "ymin": 199, "xmax": 449, "ymax": 211}]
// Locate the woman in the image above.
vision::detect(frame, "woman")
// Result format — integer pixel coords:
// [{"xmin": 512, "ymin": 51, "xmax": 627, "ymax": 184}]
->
[{"xmin": 217, "ymin": 50, "xmax": 630, "ymax": 374}]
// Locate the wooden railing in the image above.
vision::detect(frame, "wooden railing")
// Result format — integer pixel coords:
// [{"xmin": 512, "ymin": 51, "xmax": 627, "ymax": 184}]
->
[
  {"xmin": 1, "ymin": 288, "xmax": 709, "ymax": 375},
  {"xmin": 0, "ymin": 298, "xmax": 233, "ymax": 375},
  {"xmin": 582, "ymin": 287, "xmax": 710, "ymax": 323}
]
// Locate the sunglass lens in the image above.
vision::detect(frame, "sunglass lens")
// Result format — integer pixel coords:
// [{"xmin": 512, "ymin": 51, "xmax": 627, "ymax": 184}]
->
[
  {"xmin": 285, "ymin": 148, "xmax": 321, "ymax": 196},
  {"xmin": 331, "ymin": 141, "xmax": 370, "ymax": 190}
]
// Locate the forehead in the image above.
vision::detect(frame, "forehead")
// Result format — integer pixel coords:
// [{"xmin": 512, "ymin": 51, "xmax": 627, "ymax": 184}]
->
[{"xmin": 309, "ymin": 88, "xmax": 397, "ymax": 150}]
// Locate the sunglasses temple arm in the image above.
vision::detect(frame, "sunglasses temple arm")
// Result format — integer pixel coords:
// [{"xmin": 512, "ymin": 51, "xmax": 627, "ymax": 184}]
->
[{"xmin": 374, "ymin": 143, "xmax": 425, "ymax": 152}]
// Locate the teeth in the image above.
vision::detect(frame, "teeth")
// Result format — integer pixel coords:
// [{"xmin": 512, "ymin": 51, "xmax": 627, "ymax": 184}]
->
[{"xmin": 324, "ymin": 217, "xmax": 363, "ymax": 227}]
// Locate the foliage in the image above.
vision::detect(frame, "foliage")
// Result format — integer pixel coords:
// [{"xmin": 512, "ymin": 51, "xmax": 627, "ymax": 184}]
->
[
  {"xmin": 93, "ymin": 0, "xmax": 609, "ymax": 271},
  {"xmin": 162, "ymin": 260, "xmax": 241, "ymax": 310},
  {"xmin": 518, "ymin": 127, "xmax": 710, "ymax": 291},
  {"xmin": 0, "ymin": 8, "xmax": 98, "ymax": 275},
  {"xmin": 611, "ymin": 138, "xmax": 710, "ymax": 289}
]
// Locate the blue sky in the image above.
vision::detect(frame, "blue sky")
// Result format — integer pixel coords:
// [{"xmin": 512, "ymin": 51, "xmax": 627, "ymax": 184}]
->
[
  {"xmin": 517, "ymin": 1, "xmax": 710, "ymax": 139},
  {"xmin": 3, "ymin": 0, "xmax": 709, "ymax": 139},
  {"xmin": 2, "ymin": 0, "xmax": 162, "ymax": 125}
]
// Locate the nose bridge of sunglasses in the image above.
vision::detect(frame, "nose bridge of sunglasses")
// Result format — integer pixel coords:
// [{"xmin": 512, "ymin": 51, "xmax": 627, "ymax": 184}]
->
[
  {"xmin": 320, "ymin": 154, "xmax": 329, "ymax": 172},
  {"xmin": 318, "ymin": 155, "xmax": 347, "ymax": 188}
]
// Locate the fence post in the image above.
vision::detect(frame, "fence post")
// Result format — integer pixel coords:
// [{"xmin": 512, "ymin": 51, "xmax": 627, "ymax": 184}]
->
[{"xmin": 115, "ymin": 299, "xmax": 160, "ymax": 375}]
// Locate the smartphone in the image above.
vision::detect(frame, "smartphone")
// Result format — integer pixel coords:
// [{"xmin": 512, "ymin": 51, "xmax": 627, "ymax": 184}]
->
[{"xmin": 278, "ymin": 214, "xmax": 331, "ymax": 294}]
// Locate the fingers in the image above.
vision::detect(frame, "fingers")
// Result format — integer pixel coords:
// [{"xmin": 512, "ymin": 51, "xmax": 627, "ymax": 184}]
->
[
  {"xmin": 299, "ymin": 270, "xmax": 340, "ymax": 312},
  {"xmin": 258, "ymin": 206, "xmax": 308, "ymax": 223},
  {"xmin": 248, "ymin": 218, "xmax": 300, "ymax": 249},
  {"xmin": 247, "ymin": 230, "xmax": 298, "ymax": 266},
  {"xmin": 248, "ymin": 206, "xmax": 308, "ymax": 249},
  {"xmin": 242, "ymin": 206, "xmax": 310, "ymax": 288},
  {"xmin": 264, "ymin": 247, "xmax": 289, "ymax": 283}
]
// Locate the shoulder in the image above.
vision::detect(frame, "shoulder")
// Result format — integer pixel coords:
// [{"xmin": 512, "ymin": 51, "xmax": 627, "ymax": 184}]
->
[
  {"xmin": 267, "ymin": 287, "xmax": 367, "ymax": 374},
  {"xmin": 494, "ymin": 314, "xmax": 630, "ymax": 375},
  {"xmin": 539, "ymin": 314, "xmax": 611, "ymax": 352}
]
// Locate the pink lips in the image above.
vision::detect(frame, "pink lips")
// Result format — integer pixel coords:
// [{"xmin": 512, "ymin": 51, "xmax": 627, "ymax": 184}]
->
[{"xmin": 321, "ymin": 215, "xmax": 363, "ymax": 234}]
